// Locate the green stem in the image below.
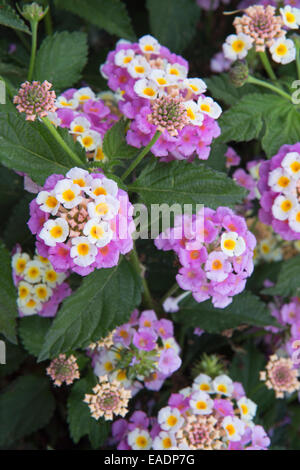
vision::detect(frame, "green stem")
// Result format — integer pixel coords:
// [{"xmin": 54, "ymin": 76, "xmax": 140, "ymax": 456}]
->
[
  {"xmin": 129, "ymin": 244, "xmax": 154, "ymax": 310},
  {"xmin": 44, "ymin": 10, "xmax": 53, "ymax": 36},
  {"xmin": 247, "ymin": 75, "xmax": 293, "ymax": 101},
  {"xmin": 258, "ymin": 51, "xmax": 277, "ymax": 81},
  {"xmin": 42, "ymin": 117, "xmax": 84, "ymax": 166},
  {"xmin": 121, "ymin": 130, "xmax": 161, "ymax": 181},
  {"xmin": 161, "ymin": 283, "xmax": 180, "ymax": 304},
  {"xmin": 27, "ymin": 21, "xmax": 38, "ymax": 81}
]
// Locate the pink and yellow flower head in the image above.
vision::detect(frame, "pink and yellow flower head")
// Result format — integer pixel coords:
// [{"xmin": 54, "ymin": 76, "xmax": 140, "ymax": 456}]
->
[
  {"xmin": 258, "ymin": 143, "xmax": 300, "ymax": 240},
  {"xmin": 28, "ymin": 168, "xmax": 134, "ymax": 276},
  {"xmin": 89, "ymin": 310, "xmax": 181, "ymax": 399},
  {"xmin": 155, "ymin": 206, "xmax": 256, "ymax": 308},
  {"xmin": 101, "ymin": 35, "xmax": 221, "ymax": 162},
  {"xmin": 12, "ymin": 247, "xmax": 71, "ymax": 317},
  {"xmin": 111, "ymin": 372, "xmax": 270, "ymax": 450}
]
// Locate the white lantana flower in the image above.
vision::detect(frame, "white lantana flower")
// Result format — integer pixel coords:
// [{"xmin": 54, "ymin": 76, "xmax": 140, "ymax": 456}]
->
[
  {"xmin": 280, "ymin": 5, "xmax": 300, "ymax": 29},
  {"xmin": 223, "ymin": 33, "xmax": 253, "ymax": 61},
  {"xmin": 270, "ymin": 38, "xmax": 296, "ymax": 64}
]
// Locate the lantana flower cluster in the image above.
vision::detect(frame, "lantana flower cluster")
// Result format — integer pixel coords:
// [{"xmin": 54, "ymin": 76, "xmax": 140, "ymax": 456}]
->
[
  {"xmin": 258, "ymin": 143, "xmax": 300, "ymax": 241},
  {"xmin": 101, "ymin": 35, "xmax": 221, "ymax": 161},
  {"xmin": 112, "ymin": 373, "xmax": 270, "ymax": 450},
  {"xmin": 223, "ymin": 5, "xmax": 299, "ymax": 65},
  {"xmin": 84, "ymin": 375, "xmax": 132, "ymax": 421},
  {"xmin": 12, "ymin": 247, "xmax": 71, "ymax": 317},
  {"xmin": 155, "ymin": 206, "xmax": 256, "ymax": 308},
  {"xmin": 90, "ymin": 309, "xmax": 182, "ymax": 395},
  {"xmin": 47, "ymin": 353, "xmax": 79, "ymax": 387},
  {"xmin": 53, "ymin": 87, "xmax": 119, "ymax": 162},
  {"xmin": 13, "ymin": 80, "xmax": 56, "ymax": 121},
  {"xmin": 28, "ymin": 167, "xmax": 134, "ymax": 276},
  {"xmin": 260, "ymin": 354, "xmax": 300, "ymax": 398}
]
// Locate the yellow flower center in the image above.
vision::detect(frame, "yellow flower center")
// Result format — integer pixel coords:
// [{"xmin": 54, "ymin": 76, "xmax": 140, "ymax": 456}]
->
[
  {"xmin": 77, "ymin": 243, "xmax": 90, "ymax": 256},
  {"xmin": 196, "ymin": 400, "xmax": 207, "ymax": 410},
  {"xmin": 224, "ymin": 239, "xmax": 236, "ymax": 250},
  {"xmin": 50, "ymin": 226, "xmax": 63, "ymax": 238},
  {"xmin": 281, "ymin": 200, "xmax": 292, "ymax": 212},
  {"xmin": 232, "ymin": 39, "xmax": 245, "ymax": 52},
  {"xmin": 46, "ymin": 196, "xmax": 58, "ymax": 208},
  {"xmin": 286, "ymin": 11, "xmax": 295, "ymax": 23},
  {"xmin": 36, "ymin": 286, "xmax": 48, "ymax": 299},
  {"xmin": 28, "ymin": 267, "xmax": 39, "ymax": 279},
  {"xmin": 135, "ymin": 66, "xmax": 145, "ymax": 74},
  {"xmin": 217, "ymin": 384, "xmax": 227, "ymax": 393},
  {"xmin": 19, "ymin": 286, "xmax": 29, "ymax": 298},
  {"xmin": 143, "ymin": 87, "xmax": 156, "ymax": 97},
  {"xmin": 136, "ymin": 436, "xmax": 148, "ymax": 448},
  {"xmin": 46, "ymin": 270, "xmax": 57, "ymax": 282},
  {"xmin": 200, "ymin": 383, "xmax": 210, "ymax": 391},
  {"xmin": 73, "ymin": 125, "xmax": 84, "ymax": 133},
  {"xmin": 62, "ymin": 189, "xmax": 75, "ymax": 202},
  {"xmin": 104, "ymin": 361, "xmax": 113, "ymax": 372},
  {"xmin": 95, "ymin": 202, "xmax": 109, "ymax": 215},
  {"xmin": 169, "ymin": 68, "xmax": 179, "ymax": 75},
  {"xmin": 79, "ymin": 94, "xmax": 91, "ymax": 101},
  {"xmin": 200, "ymin": 103, "xmax": 210, "ymax": 113},
  {"xmin": 290, "ymin": 161, "xmax": 300, "ymax": 173},
  {"xmin": 73, "ymin": 178, "xmax": 85, "ymax": 187},
  {"xmin": 167, "ymin": 415, "xmax": 178, "ymax": 427},
  {"xmin": 157, "ymin": 78, "xmax": 167, "ymax": 85},
  {"xmin": 90, "ymin": 225, "xmax": 104, "ymax": 239},
  {"xmin": 82, "ymin": 136, "xmax": 94, "ymax": 147},
  {"xmin": 277, "ymin": 176, "xmax": 290, "ymax": 187},
  {"xmin": 16, "ymin": 259, "xmax": 26, "ymax": 273},
  {"xmin": 226, "ymin": 424, "xmax": 235, "ymax": 436},
  {"xmin": 162, "ymin": 437, "xmax": 172, "ymax": 449},
  {"xmin": 144, "ymin": 44, "xmax": 154, "ymax": 52},
  {"xmin": 276, "ymin": 44, "xmax": 288, "ymax": 56},
  {"xmin": 241, "ymin": 404, "xmax": 248, "ymax": 415},
  {"xmin": 212, "ymin": 259, "xmax": 222, "ymax": 270},
  {"xmin": 93, "ymin": 187, "xmax": 107, "ymax": 196}
]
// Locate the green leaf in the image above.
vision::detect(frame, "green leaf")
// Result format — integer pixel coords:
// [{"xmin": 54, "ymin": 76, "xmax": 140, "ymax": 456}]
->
[
  {"xmin": 0, "ymin": 3, "xmax": 30, "ymax": 34},
  {"xmin": 54, "ymin": 0, "xmax": 135, "ymax": 41},
  {"xmin": 219, "ymin": 93, "xmax": 300, "ymax": 157},
  {"xmin": 103, "ymin": 119, "xmax": 137, "ymax": 161},
  {"xmin": 205, "ymin": 73, "xmax": 258, "ymax": 107},
  {"xmin": 146, "ymin": 0, "xmax": 200, "ymax": 53},
  {"xmin": 261, "ymin": 97, "xmax": 300, "ymax": 157},
  {"xmin": 19, "ymin": 316, "xmax": 51, "ymax": 357},
  {"xmin": 0, "ymin": 112, "xmax": 87, "ymax": 185},
  {"xmin": 204, "ymin": 142, "xmax": 227, "ymax": 173},
  {"xmin": 0, "ymin": 375, "xmax": 55, "ymax": 446},
  {"xmin": 34, "ymin": 31, "xmax": 88, "ymax": 91},
  {"xmin": 67, "ymin": 374, "xmax": 110, "ymax": 448},
  {"xmin": 129, "ymin": 159, "xmax": 246, "ymax": 210},
  {"xmin": 0, "ymin": 241, "xmax": 18, "ymax": 344},
  {"xmin": 38, "ymin": 258, "xmax": 142, "ymax": 361},
  {"xmin": 262, "ymin": 255, "xmax": 300, "ymax": 298},
  {"xmin": 218, "ymin": 93, "xmax": 265, "ymax": 144},
  {"xmin": 173, "ymin": 291, "xmax": 277, "ymax": 333},
  {"xmin": 3, "ymin": 193, "xmax": 34, "ymax": 250}
]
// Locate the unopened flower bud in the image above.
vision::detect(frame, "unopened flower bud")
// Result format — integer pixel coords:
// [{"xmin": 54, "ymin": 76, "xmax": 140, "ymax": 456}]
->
[{"xmin": 229, "ymin": 61, "xmax": 249, "ymax": 87}]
